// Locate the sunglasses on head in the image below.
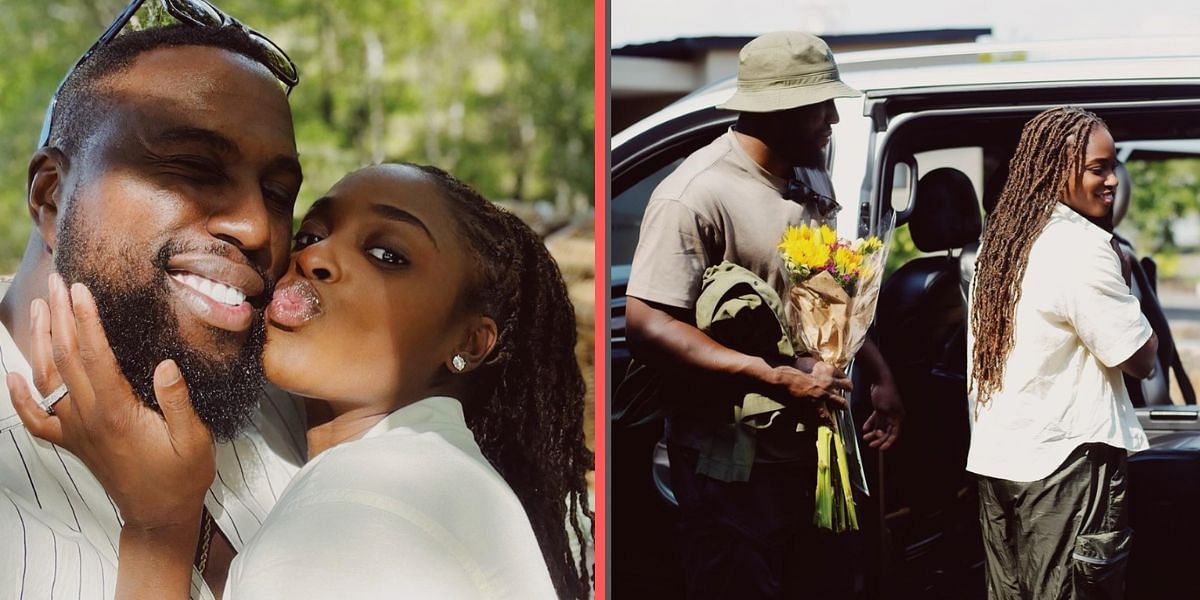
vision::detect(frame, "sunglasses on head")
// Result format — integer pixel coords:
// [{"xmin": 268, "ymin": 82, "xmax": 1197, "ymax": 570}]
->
[{"xmin": 37, "ymin": 0, "xmax": 298, "ymax": 148}]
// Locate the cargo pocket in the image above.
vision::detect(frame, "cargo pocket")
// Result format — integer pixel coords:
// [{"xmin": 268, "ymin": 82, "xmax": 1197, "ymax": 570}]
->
[{"xmin": 1072, "ymin": 527, "xmax": 1132, "ymax": 599}]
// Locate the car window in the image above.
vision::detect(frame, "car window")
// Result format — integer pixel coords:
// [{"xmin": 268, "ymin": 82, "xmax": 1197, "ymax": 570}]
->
[
  {"xmin": 915, "ymin": 147, "xmax": 984, "ymax": 204},
  {"xmin": 884, "ymin": 146, "xmax": 984, "ymax": 273},
  {"xmin": 612, "ymin": 158, "xmax": 684, "ymax": 266},
  {"xmin": 1117, "ymin": 149, "xmax": 1200, "ymax": 406}
]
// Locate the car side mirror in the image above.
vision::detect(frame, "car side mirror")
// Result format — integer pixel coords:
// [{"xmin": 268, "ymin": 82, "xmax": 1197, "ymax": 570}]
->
[{"xmin": 891, "ymin": 162, "xmax": 916, "ymax": 214}]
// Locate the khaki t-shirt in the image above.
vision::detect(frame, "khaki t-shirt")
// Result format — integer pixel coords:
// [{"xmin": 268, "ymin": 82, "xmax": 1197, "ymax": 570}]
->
[
  {"xmin": 626, "ymin": 129, "xmax": 837, "ymax": 462},
  {"xmin": 627, "ymin": 129, "xmax": 832, "ymax": 310}
]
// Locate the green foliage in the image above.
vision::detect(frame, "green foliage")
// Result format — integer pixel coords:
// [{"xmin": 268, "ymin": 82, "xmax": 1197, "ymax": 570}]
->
[
  {"xmin": 1124, "ymin": 159, "xmax": 1200, "ymax": 252},
  {"xmin": 0, "ymin": 0, "xmax": 594, "ymax": 273},
  {"xmin": 1121, "ymin": 158, "xmax": 1200, "ymax": 283},
  {"xmin": 884, "ymin": 224, "xmax": 921, "ymax": 278}
]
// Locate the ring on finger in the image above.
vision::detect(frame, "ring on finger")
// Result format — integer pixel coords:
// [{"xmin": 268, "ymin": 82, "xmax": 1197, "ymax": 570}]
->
[{"xmin": 43, "ymin": 384, "xmax": 68, "ymax": 415}]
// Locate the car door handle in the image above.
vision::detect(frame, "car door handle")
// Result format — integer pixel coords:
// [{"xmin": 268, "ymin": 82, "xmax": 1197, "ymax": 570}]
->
[{"xmin": 1148, "ymin": 410, "xmax": 1199, "ymax": 421}]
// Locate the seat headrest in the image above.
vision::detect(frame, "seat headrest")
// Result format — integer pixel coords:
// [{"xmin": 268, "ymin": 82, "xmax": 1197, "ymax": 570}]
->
[
  {"xmin": 1112, "ymin": 161, "xmax": 1131, "ymax": 228},
  {"xmin": 910, "ymin": 167, "xmax": 983, "ymax": 253}
]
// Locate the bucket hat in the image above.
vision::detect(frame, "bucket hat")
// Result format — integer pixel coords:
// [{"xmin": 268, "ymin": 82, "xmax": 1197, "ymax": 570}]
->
[{"xmin": 717, "ymin": 31, "xmax": 860, "ymax": 113}]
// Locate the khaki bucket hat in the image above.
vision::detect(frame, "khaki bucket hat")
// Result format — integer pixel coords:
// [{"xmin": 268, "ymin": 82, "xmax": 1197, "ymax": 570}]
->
[{"xmin": 717, "ymin": 31, "xmax": 860, "ymax": 113}]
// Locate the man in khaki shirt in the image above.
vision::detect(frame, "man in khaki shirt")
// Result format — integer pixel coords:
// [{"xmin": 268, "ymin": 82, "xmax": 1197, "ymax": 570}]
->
[{"xmin": 625, "ymin": 31, "xmax": 904, "ymax": 599}]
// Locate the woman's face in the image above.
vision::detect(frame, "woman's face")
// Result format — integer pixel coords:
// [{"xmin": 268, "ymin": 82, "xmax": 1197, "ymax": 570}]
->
[
  {"xmin": 263, "ymin": 165, "xmax": 480, "ymax": 408},
  {"xmin": 1063, "ymin": 126, "xmax": 1119, "ymax": 219}
]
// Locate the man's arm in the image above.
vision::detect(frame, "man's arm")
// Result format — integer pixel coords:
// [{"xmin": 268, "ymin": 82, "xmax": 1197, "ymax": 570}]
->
[
  {"xmin": 1120, "ymin": 333, "xmax": 1158, "ymax": 379},
  {"xmin": 625, "ymin": 296, "xmax": 849, "ymax": 407},
  {"xmin": 855, "ymin": 339, "xmax": 904, "ymax": 450}
]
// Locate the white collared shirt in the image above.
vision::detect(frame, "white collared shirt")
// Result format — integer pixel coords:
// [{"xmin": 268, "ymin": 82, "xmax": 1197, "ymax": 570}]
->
[
  {"xmin": 225, "ymin": 396, "xmax": 556, "ymax": 600},
  {"xmin": 966, "ymin": 203, "xmax": 1152, "ymax": 482},
  {"xmin": 0, "ymin": 280, "xmax": 307, "ymax": 600}
]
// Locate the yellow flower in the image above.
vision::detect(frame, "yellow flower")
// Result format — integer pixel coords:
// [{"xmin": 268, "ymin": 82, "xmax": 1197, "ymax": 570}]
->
[
  {"xmin": 779, "ymin": 225, "xmax": 831, "ymax": 275},
  {"xmin": 819, "ymin": 224, "xmax": 838, "ymax": 247},
  {"xmin": 853, "ymin": 236, "xmax": 883, "ymax": 255},
  {"xmin": 779, "ymin": 226, "xmax": 806, "ymax": 251},
  {"xmin": 833, "ymin": 246, "xmax": 862, "ymax": 276},
  {"xmin": 805, "ymin": 243, "xmax": 831, "ymax": 269}
]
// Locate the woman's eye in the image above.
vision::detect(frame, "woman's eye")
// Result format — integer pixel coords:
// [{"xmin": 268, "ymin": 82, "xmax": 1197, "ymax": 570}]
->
[
  {"xmin": 367, "ymin": 247, "xmax": 408, "ymax": 265},
  {"xmin": 293, "ymin": 232, "xmax": 322, "ymax": 250}
]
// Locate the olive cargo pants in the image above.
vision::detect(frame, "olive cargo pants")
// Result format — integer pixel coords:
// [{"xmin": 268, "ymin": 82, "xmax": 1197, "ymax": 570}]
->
[{"xmin": 977, "ymin": 443, "xmax": 1131, "ymax": 600}]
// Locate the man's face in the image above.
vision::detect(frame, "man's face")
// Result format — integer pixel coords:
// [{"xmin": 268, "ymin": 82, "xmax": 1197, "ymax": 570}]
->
[
  {"xmin": 767, "ymin": 99, "xmax": 840, "ymax": 169},
  {"xmin": 53, "ymin": 45, "xmax": 301, "ymax": 439}
]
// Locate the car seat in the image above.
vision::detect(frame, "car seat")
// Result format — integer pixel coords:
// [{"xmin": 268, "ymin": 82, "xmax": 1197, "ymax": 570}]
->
[
  {"xmin": 874, "ymin": 167, "xmax": 981, "ymax": 515},
  {"xmin": 865, "ymin": 167, "xmax": 985, "ymax": 594}
]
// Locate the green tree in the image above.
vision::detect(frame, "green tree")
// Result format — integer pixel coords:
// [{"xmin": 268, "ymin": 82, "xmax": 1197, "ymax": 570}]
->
[
  {"xmin": 1124, "ymin": 159, "xmax": 1200, "ymax": 252},
  {"xmin": 0, "ymin": 0, "xmax": 594, "ymax": 273}
]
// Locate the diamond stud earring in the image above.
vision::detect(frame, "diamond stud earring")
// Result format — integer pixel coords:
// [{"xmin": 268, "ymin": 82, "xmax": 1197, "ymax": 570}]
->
[{"xmin": 451, "ymin": 355, "xmax": 468, "ymax": 372}]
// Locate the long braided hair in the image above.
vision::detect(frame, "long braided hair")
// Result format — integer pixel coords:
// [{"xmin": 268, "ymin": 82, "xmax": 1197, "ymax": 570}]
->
[
  {"xmin": 415, "ymin": 164, "xmax": 594, "ymax": 598},
  {"xmin": 970, "ymin": 106, "xmax": 1107, "ymax": 407}
]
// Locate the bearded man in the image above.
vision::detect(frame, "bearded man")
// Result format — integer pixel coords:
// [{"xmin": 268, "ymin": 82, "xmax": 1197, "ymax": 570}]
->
[
  {"xmin": 0, "ymin": 6, "xmax": 305, "ymax": 598},
  {"xmin": 625, "ymin": 31, "xmax": 904, "ymax": 599}
]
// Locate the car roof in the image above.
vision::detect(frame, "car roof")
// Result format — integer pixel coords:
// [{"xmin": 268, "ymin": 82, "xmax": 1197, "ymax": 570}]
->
[{"xmin": 614, "ymin": 36, "xmax": 1200, "ymax": 145}]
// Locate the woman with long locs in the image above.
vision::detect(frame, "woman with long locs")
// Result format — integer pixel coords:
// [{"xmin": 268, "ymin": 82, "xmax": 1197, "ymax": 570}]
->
[{"xmin": 968, "ymin": 106, "xmax": 1157, "ymax": 599}]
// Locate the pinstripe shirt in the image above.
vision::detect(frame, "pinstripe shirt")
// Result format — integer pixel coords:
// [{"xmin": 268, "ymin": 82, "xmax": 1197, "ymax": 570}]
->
[{"xmin": 0, "ymin": 281, "xmax": 308, "ymax": 599}]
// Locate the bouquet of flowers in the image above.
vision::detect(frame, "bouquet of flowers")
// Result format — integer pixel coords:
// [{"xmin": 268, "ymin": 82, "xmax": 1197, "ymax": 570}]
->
[{"xmin": 777, "ymin": 224, "xmax": 888, "ymax": 532}]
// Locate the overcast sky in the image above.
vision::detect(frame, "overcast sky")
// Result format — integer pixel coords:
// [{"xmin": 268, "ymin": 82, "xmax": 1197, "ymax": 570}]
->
[{"xmin": 612, "ymin": 0, "xmax": 1200, "ymax": 48}]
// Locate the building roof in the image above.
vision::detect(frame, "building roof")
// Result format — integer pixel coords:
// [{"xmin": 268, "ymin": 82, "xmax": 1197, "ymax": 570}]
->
[{"xmin": 612, "ymin": 29, "xmax": 994, "ymax": 60}]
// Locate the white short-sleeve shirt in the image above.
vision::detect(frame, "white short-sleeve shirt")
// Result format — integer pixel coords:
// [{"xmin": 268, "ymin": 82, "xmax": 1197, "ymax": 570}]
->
[
  {"xmin": 967, "ymin": 202, "xmax": 1152, "ymax": 482},
  {"xmin": 224, "ymin": 396, "xmax": 556, "ymax": 600}
]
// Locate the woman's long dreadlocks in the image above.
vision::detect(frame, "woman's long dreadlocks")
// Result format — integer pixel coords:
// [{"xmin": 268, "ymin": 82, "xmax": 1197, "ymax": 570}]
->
[
  {"xmin": 970, "ymin": 106, "xmax": 1107, "ymax": 407},
  {"xmin": 415, "ymin": 164, "xmax": 594, "ymax": 599}
]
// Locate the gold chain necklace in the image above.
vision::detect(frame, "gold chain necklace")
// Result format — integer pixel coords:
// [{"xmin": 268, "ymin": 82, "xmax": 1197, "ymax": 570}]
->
[{"xmin": 195, "ymin": 507, "xmax": 215, "ymax": 575}]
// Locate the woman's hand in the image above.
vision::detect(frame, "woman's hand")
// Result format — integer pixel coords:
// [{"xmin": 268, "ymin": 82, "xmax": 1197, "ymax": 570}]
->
[{"xmin": 6, "ymin": 274, "xmax": 215, "ymax": 529}]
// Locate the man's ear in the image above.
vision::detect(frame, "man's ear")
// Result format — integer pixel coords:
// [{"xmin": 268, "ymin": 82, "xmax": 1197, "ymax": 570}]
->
[
  {"xmin": 27, "ymin": 147, "xmax": 69, "ymax": 251},
  {"xmin": 446, "ymin": 316, "xmax": 499, "ymax": 374}
]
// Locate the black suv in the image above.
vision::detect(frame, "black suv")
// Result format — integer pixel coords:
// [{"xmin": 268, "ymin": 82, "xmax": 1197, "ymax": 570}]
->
[{"xmin": 610, "ymin": 39, "xmax": 1200, "ymax": 599}]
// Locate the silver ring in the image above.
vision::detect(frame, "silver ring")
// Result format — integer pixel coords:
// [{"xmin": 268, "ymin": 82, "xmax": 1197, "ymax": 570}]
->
[{"xmin": 43, "ymin": 384, "xmax": 68, "ymax": 414}]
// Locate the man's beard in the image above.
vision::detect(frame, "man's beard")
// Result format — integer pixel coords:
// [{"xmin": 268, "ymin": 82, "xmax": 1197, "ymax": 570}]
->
[
  {"xmin": 781, "ymin": 138, "xmax": 828, "ymax": 170},
  {"xmin": 55, "ymin": 206, "xmax": 269, "ymax": 442}
]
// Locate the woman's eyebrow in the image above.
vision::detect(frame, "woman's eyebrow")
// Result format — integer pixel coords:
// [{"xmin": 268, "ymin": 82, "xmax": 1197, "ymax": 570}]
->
[
  {"xmin": 308, "ymin": 197, "xmax": 332, "ymax": 213},
  {"xmin": 371, "ymin": 203, "xmax": 437, "ymax": 247}
]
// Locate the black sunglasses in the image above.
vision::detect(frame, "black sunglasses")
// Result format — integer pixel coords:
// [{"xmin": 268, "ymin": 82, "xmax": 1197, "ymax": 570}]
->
[
  {"xmin": 37, "ymin": 0, "xmax": 298, "ymax": 148},
  {"xmin": 784, "ymin": 176, "xmax": 841, "ymax": 218}
]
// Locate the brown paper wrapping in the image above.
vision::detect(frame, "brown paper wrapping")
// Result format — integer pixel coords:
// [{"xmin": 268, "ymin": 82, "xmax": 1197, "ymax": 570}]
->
[
  {"xmin": 781, "ymin": 233, "xmax": 891, "ymax": 526},
  {"xmin": 784, "ymin": 261, "xmax": 886, "ymax": 372}
]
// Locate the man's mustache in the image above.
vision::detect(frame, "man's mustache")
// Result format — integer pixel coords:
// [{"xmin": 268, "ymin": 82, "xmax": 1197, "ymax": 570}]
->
[{"xmin": 151, "ymin": 240, "xmax": 276, "ymax": 309}]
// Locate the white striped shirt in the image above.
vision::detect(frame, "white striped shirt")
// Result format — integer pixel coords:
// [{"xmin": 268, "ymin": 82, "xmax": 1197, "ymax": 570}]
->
[{"xmin": 0, "ymin": 281, "xmax": 307, "ymax": 600}]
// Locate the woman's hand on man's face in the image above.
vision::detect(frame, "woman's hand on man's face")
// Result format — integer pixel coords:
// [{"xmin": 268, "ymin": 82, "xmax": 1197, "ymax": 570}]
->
[{"xmin": 6, "ymin": 273, "xmax": 215, "ymax": 530}]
